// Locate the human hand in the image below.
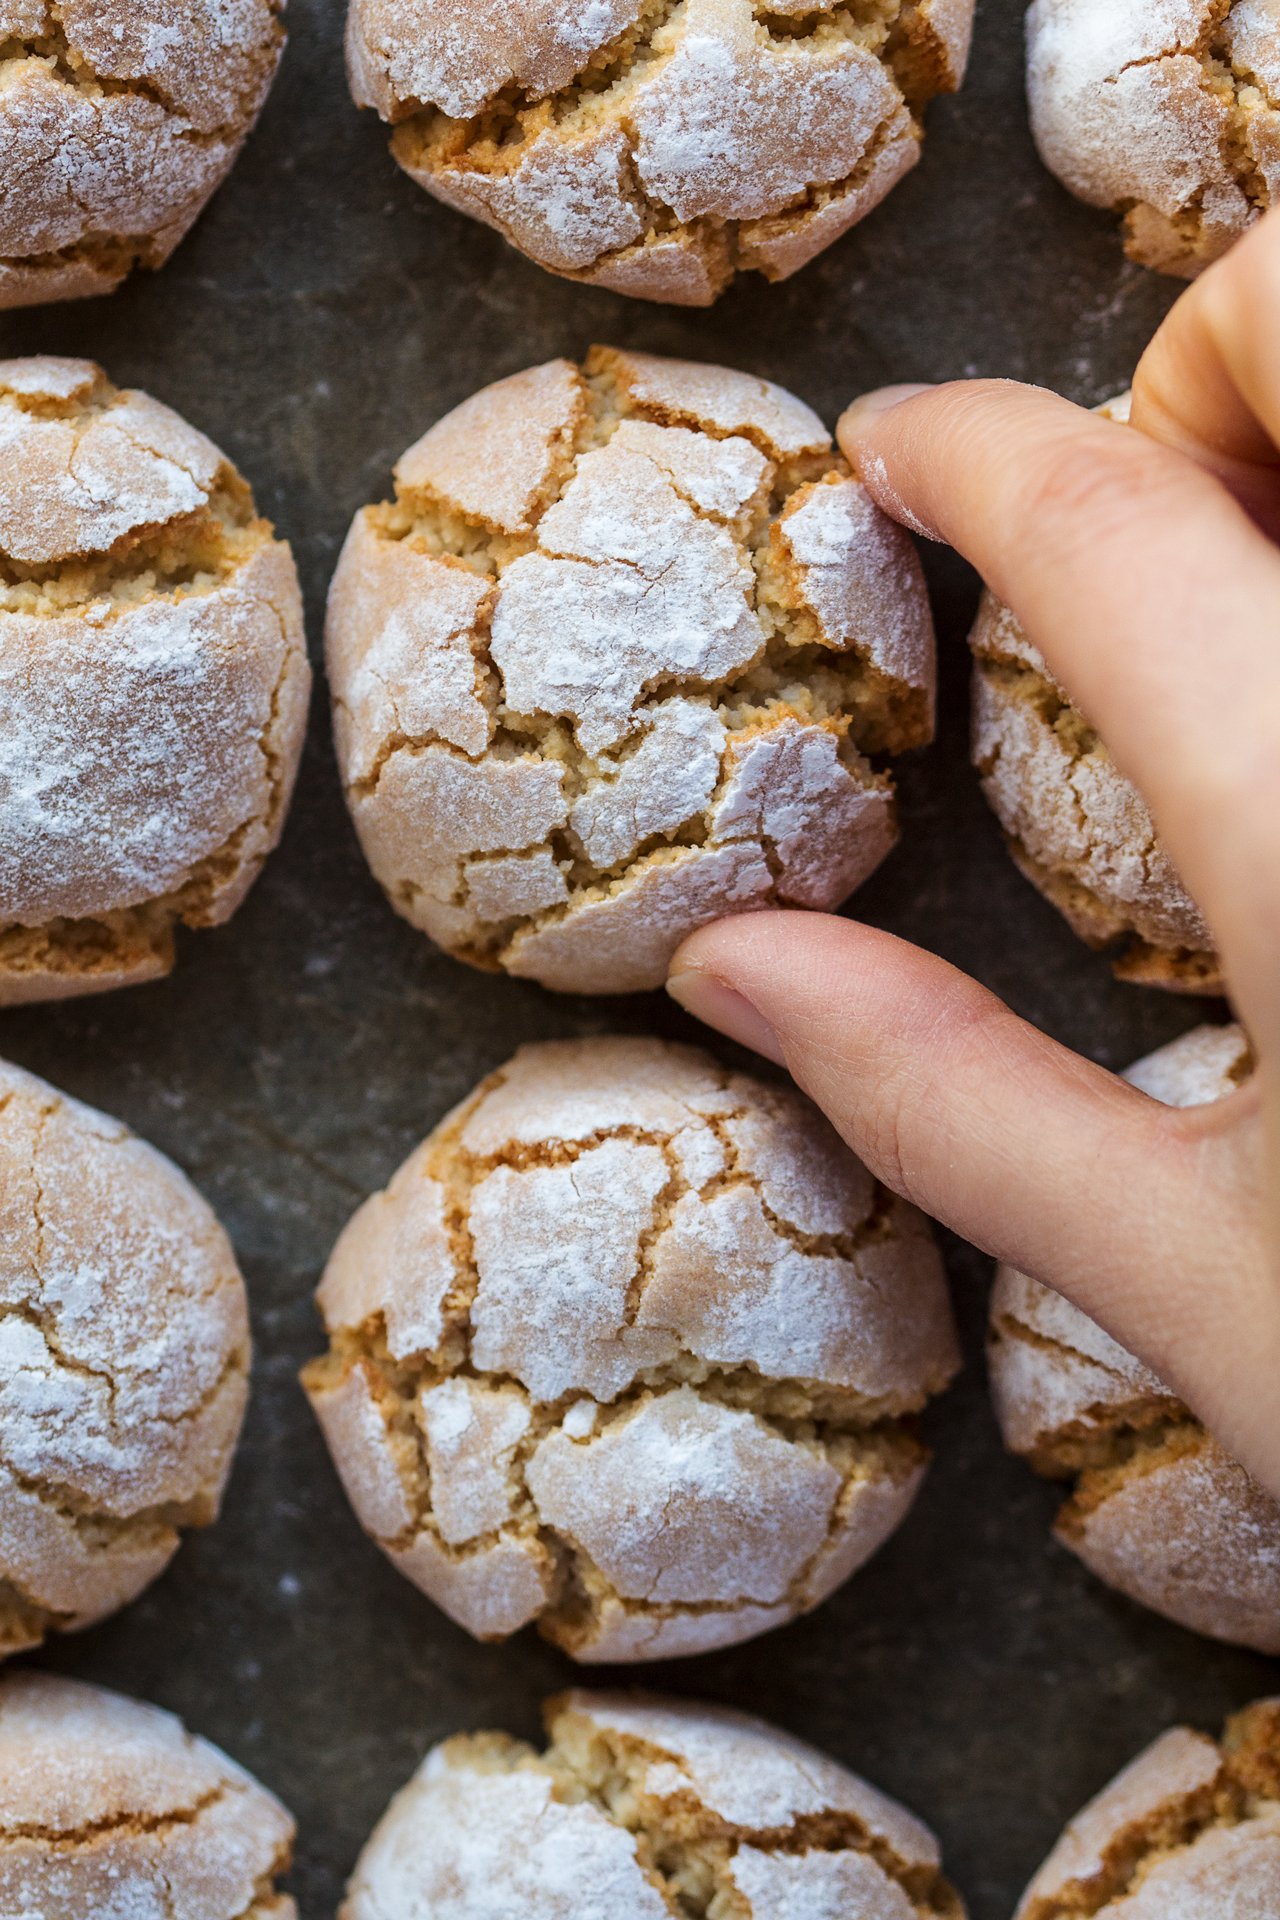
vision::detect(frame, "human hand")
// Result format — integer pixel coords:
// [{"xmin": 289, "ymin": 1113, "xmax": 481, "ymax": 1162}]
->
[{"xmin": 667, "ymin": 207, "xmax": 1280, "ymax": 1502}]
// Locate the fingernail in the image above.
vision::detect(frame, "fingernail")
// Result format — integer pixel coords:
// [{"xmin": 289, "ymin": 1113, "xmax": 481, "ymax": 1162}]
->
[
  {"xmin": 838, "ymin": 383, "xmax": 935, "ymax": 437},
  {"xmin": 666, "ymin": 968, "xmax": 786, "ymax": 1067}
]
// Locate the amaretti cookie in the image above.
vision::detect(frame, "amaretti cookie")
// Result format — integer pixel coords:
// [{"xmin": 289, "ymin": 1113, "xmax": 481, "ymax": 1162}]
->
[
  {"xmin": 0, "ymin": 357, "xmax": 310, "ymax": 1004},
  {"xmin": 345, "ymin": 0, "xmax": 975, "ymax": 304},
  {"xmin": 0, "ymin": 0, "xmax": 285, "ymax": 309},
  {"xmin": 0, "ymin": 1671, "xmax": 295, "ymax": 1916},
  {"xmin": 1027, "ymin": 0, "xmax": 1279, "ymax": 279},
  {"xmin": 302, "ymin": 1037, "xmax": 960, "ymax": 1661},
  {"xmin": 988, "ymin": 1023, "xmax": 1278, "ymax": 1654},
  {"xmin": 327, "ymin": 347, "xmax": 935, "ymax": 995},
  {"xmin": 1015, "ymin": 1696, "xmax": 1280, "ymax": 1919},
  {"xmin": 970, "ymin": 395, "xmax": 1219, "ymax": 994},
  {"xmin": 0, "ymin": 1057, "xmax": 252, "ymax": 1655},
  {"xmin": 342, "ymin": 1689, "xmax": 965, "ymax": 1919}
]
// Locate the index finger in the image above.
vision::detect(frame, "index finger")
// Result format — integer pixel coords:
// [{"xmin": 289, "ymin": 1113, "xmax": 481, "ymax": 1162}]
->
[{"xmin": 835, "ymin": 379, "xmax": 1280, "ymax": 1062}]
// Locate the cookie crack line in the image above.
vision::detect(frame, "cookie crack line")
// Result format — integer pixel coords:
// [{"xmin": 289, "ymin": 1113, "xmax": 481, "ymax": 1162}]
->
[{"xmin": 0, "ymin": 1783, "xmax": 228, "ymax": 1848}]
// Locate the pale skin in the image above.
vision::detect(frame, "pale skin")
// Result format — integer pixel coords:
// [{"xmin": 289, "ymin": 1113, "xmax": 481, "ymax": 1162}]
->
[{"xmin": 668, "ymin": 205, "xmax": 1280, "ymax": 1505}]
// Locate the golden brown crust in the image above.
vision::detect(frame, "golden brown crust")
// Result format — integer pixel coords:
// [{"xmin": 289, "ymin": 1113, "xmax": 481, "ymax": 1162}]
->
[{"xmin": 1016, "ymin": 1699, "xmax": 1280, "ymax": 1918}]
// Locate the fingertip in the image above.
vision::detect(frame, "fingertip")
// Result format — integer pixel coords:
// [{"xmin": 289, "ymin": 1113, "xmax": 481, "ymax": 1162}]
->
[
  {"xmin": 665, "ymin": 954, "xmax": 787, "ymax": 1067},
  {"xmin": 836, "ymin": 382, "xmax": 936, "ymax": 448}
]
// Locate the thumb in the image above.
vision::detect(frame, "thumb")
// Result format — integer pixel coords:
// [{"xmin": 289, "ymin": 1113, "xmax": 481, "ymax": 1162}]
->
[{"xmin": 666, "ymin": 913, "xmax": 1266, "ymax": 1436}]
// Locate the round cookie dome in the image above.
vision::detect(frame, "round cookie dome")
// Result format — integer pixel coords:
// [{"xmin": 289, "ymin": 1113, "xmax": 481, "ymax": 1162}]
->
[
  {"xmin": 969, "ymin": 395, "xmax": 1218, "ymax": 994},
  {"xmin": 341, "ymin": 1689, "xmax": 965, "ymax": 1919},
  {"xmin": 0, "ymin": 1057, "xmax": 253, "ymax": 1655},
  {"xmin": 345, "ymin": 0, "xmax": 974, "ymax": 303},
  {"xmin": 327, "ymin": 347, "xmax": 936, "ymax": 995},
  {"xmin": 988, "ymin": 1023, "xmax": 1279, "ymax": 1654},
  {"xmin": 0, "ymin": 356, "xmax": 310, "ymax": 1005},
  {"xmin": 303, "ymin": 1037, "xmax": 960, "ymax": 1661},
  {"xmin": 0, "ymin": 0, "xmax": 285, "ymax": 309},
  {"xmin": 1026, "ymin": 0, "xmax": 1280, "ymax": 279},
  {"xmin": 1014, "ymin": 1698, "xmax": 1280, "ymax": 1919},
  {"xmin": 0, "ymin": 1671, "xmax": 295, "ymax": 1916}
]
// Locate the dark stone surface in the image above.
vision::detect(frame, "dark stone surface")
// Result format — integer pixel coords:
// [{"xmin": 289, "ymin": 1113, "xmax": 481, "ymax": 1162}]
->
[{"xmin": 0, "ymin": 3, "xmax": 1268, "ymax": 1916}]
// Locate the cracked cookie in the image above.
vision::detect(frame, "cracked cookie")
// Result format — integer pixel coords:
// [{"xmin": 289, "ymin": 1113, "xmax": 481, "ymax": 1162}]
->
[
  {"xmin": 0, "ymin": 1670, "xmax": 295, "ymax": 1916},
  {"xmin": 969, "ymin": 394, "xmax": 1219, "ymax": 994},
  {"xmin": 341, "ymin": 1688, "xmax": 965, "ymax": 1919},
  {"xmin": 302, "ymin": 1036, "xmax": 961, "ymax": 1661},
  {"xmin": 0, "ymin": 0, "xmax": 286, "ymax": 308},
  {"xmin": 1027, "ymin": 0, "xmax": 1280, "ymax": 279},
  {"xmin": 327, "ymin": 346, "xmax": 936, "ymax": 995},
  {"xmin": 345, "ymin": 0, "xmax": 974, "ymax": 304},
  {"xmin": 1015, "ymin": 1697, "xmax": 1280, "ymax": 1919},
  {"xmin": 0, "ymin": 1056, "xmax": 253, "ymax": 1655},
  {"xmin": 988, "ymin": 1022, "xmax": 1279, "ymax": 1654},
  {"xmin": 0, "ymin": 356, "xmax": 311, "ymax": 1005}
]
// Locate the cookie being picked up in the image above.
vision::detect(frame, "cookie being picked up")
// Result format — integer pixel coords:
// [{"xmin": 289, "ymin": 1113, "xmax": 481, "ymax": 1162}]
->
[{"xmin": 327, "ymin": 346, "xmax": 936, "ymax": 995}]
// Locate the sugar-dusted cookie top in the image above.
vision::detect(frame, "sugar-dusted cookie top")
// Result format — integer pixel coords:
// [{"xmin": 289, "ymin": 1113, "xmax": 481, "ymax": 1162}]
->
[
  {"xmin": 0, "ymin": 357, "xmax": 310, "ymax": 1005},
  {"xmin": 0, "ymin": 1671, "xmax": 296, "ymax": 1917},
  {"xmin": 0, "ymin": 1056, "xmax": 252, "ymax": 1655},
  {"xmin": 969, "ymin": 394, "xmax": 1220, "ymax": 995},
  {"xmin": 1027, "ymin": 0, "xmax": 1280, "ymax": 277},
  {"xmin": 341, "ymin": 1688, "xmax": 965, "ymax": 1919},
  {"xmin": 328, "ymin": 347, "xmax": 935, "ymax": 994},
  {"xmin": 1016, "ymin": 1697, "xmax": 1280, "ymax": 1919},
  {"xmin": 346, "ymin": 0, "xmax": 975, "ymax": 301},
  {"xmin": 303, "ymin": 1036, "xmax": 960, "ymax": 1661},
  {"xmin": 0, "ymin": 0, "xmax": 285, "ymax": 308}
]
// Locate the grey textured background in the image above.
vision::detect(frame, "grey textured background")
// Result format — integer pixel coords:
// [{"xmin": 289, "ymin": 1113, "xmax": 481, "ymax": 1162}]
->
[{"xmin": 0, "ymin": 2, "xmax": 1269, "ymax": 1914}]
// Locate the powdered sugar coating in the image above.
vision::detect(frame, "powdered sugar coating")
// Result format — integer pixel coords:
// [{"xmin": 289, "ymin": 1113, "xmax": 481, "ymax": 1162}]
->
[
  {"xmin": 528, "ymin": 1387, "xmax": 841, "ymax": 1603},
  {"xmin": 1067, "ymin": 1437, "xmax": 1280, "ymax": 1653},
  {"xmin": 0, "ymin": 0, "xmax": 285, "ymax": 306},
  {"xmin": 628, "ymin": 0, "xmax": 901, "ymax": 222},
  {"xmin": 328, "ymin": 350, "xmax": 935, "ymax": 995},
  {"xmin": 1026, "ymin": 0, "xmax": 1280, "ymax": 277},
  {"xmin": 1098, "ymin": 1814, "xmax": 1280, "ymax": 1918},
  {"xmin": 0, "ymin": 362, "xmax": 222, "ymax": 562},
  {"xmin": 304, "ymin": 1036, "xmax": 959, "ymax": 1659},
  {"xmin": 0, "ymin": 1671, "xmax": 295, "ymax": 1917},
  {"xmin": 0, "ymin": 358, "xmax": 309, "ymax": 1006},
  {"xmin": 342, "ymin": 1689, "xmax": 958, "ymax": 1919},
  {"xmin": 778, "ymin": 475, "xmax": 936, "ymax": 700},
  {"xmin": 1, "ymin": 541, "xmax": 305, "ymax": 924},
  {"xmin": 989, "ymin": 1024, "xmax": 1276, "ymax": 1652},
  {"xmin": 341, "ymin": 1756, "xmax": 667, "ymax": 1920},
  {"xmin": 354, "ymin": 0, "xmax": 972, "ymax": 303},
  {"xmin": 0, "ymin": 1058, "xmax": 250, "ymax": 1649}
]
